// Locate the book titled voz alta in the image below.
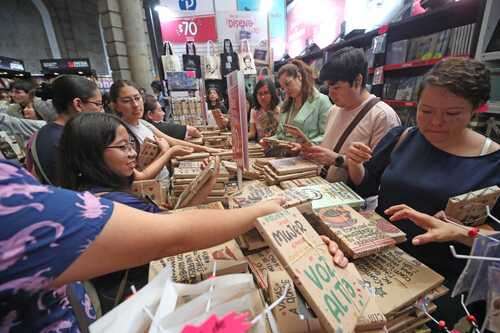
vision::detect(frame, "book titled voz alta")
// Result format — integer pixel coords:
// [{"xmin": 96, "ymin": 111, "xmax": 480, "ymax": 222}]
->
[{"xmin": 256, "ymin": 207, "xmax": 369, "ymax": 333}]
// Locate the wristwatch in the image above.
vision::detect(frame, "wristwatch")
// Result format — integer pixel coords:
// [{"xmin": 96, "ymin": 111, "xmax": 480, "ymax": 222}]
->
[{"xmin": 334, "ymin": 154, "xmax": 345, "ymax": 168}]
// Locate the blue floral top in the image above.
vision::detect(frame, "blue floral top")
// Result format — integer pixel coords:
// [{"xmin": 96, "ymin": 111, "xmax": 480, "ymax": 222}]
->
[{"xmin": 0, "ymin": 160, "xmax": 114, "ymax": 332}]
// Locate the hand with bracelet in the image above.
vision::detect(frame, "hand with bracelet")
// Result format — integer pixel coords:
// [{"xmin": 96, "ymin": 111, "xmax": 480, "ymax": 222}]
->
[
  {"xmin": 385, "ymin": 204, "xmax": 497, "ymax": 247},
  {"xmin": 302, "ymin": 145, "xmax": 346, "ymax": 168}
]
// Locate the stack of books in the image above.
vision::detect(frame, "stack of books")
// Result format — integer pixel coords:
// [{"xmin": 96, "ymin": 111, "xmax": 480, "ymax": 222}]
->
[
  {"xmin": 171, "ymin": 159, "xmax": 230, "ymax": 207},
  {"xmin": 259, "ymin": 156, "xmax": 321, "ymax": 185},
  {"xmin": 355, "ymin": 248, "xmax": 447, "ymax": 331}
]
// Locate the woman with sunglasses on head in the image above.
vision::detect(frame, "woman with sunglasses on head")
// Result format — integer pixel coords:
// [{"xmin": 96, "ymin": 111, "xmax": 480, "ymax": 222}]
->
[
  {"xmin": 57, "ymin": 112, "xmax": 220, "ymax": 313},
  {"xmin": 260, "ymin": 59, "xmax": 332, "ymax": 153},
  {"xmin": 346, "ymin": 58, "xmax": 500, "ymax": 327},
  {"xmin": 249, "ymin": 78, "xmax": 280, "ymax": 142}
]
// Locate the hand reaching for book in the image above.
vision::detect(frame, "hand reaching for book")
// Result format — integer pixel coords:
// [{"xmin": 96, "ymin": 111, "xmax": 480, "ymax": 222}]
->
[
  {"xmin": 385, "ymin": 204, "xmax": 464, "ymax": 246},
  {"xmin": 203, "ymin": 146, "xmax": 224, "ymax": 154},
  {"xmin": 320, "ymin": 235, "xmax": 349, "ymax": 268},
  {"xmin": 346, "ymin": 142, "xmax": 372, "ymax": 165},
  {"xmin": 167, "ymin": 146, "xmax": 194, "ymax": 158},
  {"xmin": 155, "ymin": 136, "xmax": 170, "ymax": 153},
  {"xmin": 186, "ymin": 125, "xmax": 201, "ymax": 138},
  {"xmin": 302, "ymin": 145, "xmax": 336, "ymax": 166}
]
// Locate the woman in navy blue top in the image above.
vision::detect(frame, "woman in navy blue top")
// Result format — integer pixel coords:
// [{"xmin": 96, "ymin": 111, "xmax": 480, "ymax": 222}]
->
[{"xmin": 346, "ymin": 58, "xmax": 500, "ymax": 327}]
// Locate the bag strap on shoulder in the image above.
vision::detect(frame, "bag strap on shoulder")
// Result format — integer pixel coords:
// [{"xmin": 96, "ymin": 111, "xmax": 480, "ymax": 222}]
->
[
  {"xmin": 333, "ymin": 97, "xmax": 380, "ymax": 153},
  {"xmin": 30, "ymin": 131, "xmax": 53, "ymax": 185},
  {"xmin": 68, "ymin": 283, "xmax": 92, "ymax": 333}
]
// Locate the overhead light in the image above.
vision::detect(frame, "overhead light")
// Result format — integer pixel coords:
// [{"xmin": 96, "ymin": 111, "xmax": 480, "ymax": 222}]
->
[
  {"xmin": 54, "ymin": 72, "xmax": 59, "ymax": 75},
  {"xmin": 78, "ymin": 71, "xmax": 84, "ymax": 75},
  {"xmin": 260, "ymin": 0, "xmax": 273, "ymax": 14},
  {"xmin": 154, "ymin": 5, "xmax": 176, "ymax": 18}
]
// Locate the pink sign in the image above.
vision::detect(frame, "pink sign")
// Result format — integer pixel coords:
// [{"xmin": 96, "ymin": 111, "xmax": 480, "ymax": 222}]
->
[{"xmin": 160, "ymin": 15, "xmax": 217, "ymax": 43}]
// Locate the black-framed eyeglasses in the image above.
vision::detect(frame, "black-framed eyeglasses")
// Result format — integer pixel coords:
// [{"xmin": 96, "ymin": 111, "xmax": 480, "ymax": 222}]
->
[{"xmin": 105, "ymin": 142, "xmax": 136, "ymax": 152}]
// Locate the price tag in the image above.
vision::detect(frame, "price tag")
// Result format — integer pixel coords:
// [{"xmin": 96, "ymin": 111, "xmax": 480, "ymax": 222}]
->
[{"xmin": 160, "ymin": 15, "xmax": 217, "ymax": 43}]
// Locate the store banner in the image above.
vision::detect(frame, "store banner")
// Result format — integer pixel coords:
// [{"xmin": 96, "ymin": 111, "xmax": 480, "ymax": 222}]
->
[
  {"xmin": 158, "ymin": 0, "xmax": 214, "ymax": 16},
  {"xmin": 216, "ymin": 11, "xmax": 267, "ymax": 46},
  {"xmin": 287, "ymin": 0, "xmax": 345, "ymax": 57},
  {"xmin": 160, "ymin": 15, "xmax": 217, "ymax": 43}
]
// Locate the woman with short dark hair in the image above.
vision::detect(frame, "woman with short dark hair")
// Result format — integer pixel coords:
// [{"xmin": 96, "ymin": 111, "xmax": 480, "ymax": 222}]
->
[
  {"xmin": 347, "ymin": 58, "xmax": 500, "ymax": 327},
  {"xmin": 30, "ymin": 75, "xmax": 103, "ymax": 184},
  {"xmin": 249, "ymin": 78, "xmax": 280, "ymax": 141}
]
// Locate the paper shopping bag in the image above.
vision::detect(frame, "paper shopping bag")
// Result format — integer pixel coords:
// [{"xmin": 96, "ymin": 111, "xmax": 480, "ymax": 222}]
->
[{"xmin": 89, "ymin": 266, "xmax": 175, "ymax": 333}]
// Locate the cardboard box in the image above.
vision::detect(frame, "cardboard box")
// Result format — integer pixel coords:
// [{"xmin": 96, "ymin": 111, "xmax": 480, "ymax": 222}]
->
[
  {"xmin": 315, "ymin": 205, "xmax": 396, "ymax": 259},
  {"xmin": 354, "ymin": 248, "xmax": 444, "ymax": 316},
  {"xmin": 247, "ymin": 248, "xmax": 285, "ymax": 290},
  {"xmin": 256, "ymin": 207, "xmax": 369, "ymax": 333},
  {"xmin": 268, "ymin": 270, "xmax": 323, "ymax": 333},
  {"xmin": 149, "ymin": 239, "xmax": 247, "ymax": 283},
  {"xmin": 445, "ymin": 185, "xmax": 500, "ymax": 226},
  {"xmin": 359, "ymin": 210, "xmax": 407, "ymax": 244}
]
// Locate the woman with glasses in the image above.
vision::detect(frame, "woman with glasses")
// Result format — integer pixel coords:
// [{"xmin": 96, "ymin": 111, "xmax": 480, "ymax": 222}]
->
[
  {"xmin": 249, "ymin": 78, "xmax": 280, "ymax": 142},
  {"xmin": 28, "ymin": 75, "xmax": 104, "ymax": 185},
  {"xmin": 347, "ymin": 58, "xmax": 500, "ymax": 327},
  {"xmin": 110, "ymin": 80, "xmax": 220, "ymax": 188},
  {"xmin": 260, "ymin": 59, "xmax": 332, "ymax": 153},
  {"xmin": 57, "ymin": 112, "xmax": 221, "ymax": 314}
]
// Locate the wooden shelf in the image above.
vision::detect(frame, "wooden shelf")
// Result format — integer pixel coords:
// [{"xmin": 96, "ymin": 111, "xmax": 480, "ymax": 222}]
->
[{"xmin": 383, "ymin": 99, "xmax": 417, "ymax": 108}]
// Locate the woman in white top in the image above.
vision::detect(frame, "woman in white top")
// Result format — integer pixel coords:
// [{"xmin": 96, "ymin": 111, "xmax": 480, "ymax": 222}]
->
[{"xmin": 110, "ymin": 80, "xmax": 220, "ymax": 185}]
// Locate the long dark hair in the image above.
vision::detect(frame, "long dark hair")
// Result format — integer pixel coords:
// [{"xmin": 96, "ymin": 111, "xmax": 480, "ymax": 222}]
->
[
  {"xmin": 51, "ymin": 75, "xmax": 99, "ymax": 115},
  {"xmin": 277, "ymin": 59, "xmax": 315, "ymax": 113},
  {"xmin": 58, "ymin": 113, "xmax": 139, "ymax": 191},
  {"xmin": 143, "ymin": 94, "xmax": 158, "ymax": 122},
  {"xmin": 253, "ymin": 78, "xmax": 280, "ymax": 111}
]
